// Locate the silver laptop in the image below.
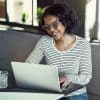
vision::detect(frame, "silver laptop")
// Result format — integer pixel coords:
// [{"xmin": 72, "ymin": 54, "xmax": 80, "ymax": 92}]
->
[{"xmin": 11, "ymin": 61, "xmax": 63, "ymax": 92}]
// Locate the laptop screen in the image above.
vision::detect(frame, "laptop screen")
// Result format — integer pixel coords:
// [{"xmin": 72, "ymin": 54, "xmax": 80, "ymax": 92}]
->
[{"xmin": 11, "ymin": 61, "xmax": 61, "ymax": 92}]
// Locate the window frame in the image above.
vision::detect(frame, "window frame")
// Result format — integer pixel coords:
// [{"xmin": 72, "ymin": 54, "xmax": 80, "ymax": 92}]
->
[{"xmin": 0, "ymin": 0, "xmax": 54, "ymax": 32}]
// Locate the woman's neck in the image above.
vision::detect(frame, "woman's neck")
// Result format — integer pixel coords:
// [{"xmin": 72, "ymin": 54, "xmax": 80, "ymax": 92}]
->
[{"xmin": 54, "ymin": 34, "xmax": 76, "ymax": 51}]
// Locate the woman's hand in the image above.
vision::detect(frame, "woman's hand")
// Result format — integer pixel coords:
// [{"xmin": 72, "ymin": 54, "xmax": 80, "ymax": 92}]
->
[{"xmin": 59, "ymin": 76, "xmax": 70, "ymax": 88}]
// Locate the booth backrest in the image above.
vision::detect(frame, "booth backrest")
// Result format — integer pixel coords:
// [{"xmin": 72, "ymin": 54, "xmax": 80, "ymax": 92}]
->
[
  {"xmin": 87, "ymin": 44, "xmax": 100, "ymax": 96},
  {"xmin": 0, "ymin": 30, "xmax": 42, "ymax": 61},
  {"xmin": 0, "ymin": 30, "xmax": 43, "ymax": 88}
]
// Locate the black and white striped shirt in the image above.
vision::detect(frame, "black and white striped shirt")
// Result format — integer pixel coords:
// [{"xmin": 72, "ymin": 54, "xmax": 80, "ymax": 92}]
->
[{"xmin": 25, "ymin": 35, "xmax": 92, "ymax": 96}]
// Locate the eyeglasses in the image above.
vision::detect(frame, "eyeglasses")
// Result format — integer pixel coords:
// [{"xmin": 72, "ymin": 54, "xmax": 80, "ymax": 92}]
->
[{"xmin": 42, "ymin": 18, "xmax": 60, "ymax": 31}]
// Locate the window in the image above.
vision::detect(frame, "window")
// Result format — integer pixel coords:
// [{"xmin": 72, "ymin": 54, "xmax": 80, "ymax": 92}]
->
[
  {"xmin": 7, "ymin": 0, "xmax": 37, "ymax": 26},
  {"xmin": 98, "ymin": 0, "xmax": 100, "ymax": 39},
  {"xmin": 0, "ymin": 0, "xmax": 6, "ymax": 21},
  {"xmin": 85, "ymin": 0, "xmax": 100, "ymax": 42},
  {"xmin": 0, "ymin": 0, "xmax": 54, "ymax": 27}
]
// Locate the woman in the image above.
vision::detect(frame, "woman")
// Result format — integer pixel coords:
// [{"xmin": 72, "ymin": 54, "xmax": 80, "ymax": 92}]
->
[{"xmin": 25, "ymin": 4, "xmax": 92, "ymax": 100}]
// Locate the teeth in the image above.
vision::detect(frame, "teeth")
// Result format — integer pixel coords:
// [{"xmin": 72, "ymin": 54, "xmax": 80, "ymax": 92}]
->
[{"xmin": 52, "ymin": 33, "xmax": 56, "ymax": 36}]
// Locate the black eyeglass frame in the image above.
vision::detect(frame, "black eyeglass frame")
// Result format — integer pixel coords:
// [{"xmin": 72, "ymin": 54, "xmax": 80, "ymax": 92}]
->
[{"xmin": 42, "ymin": 18, "xmax": 60, "ymax": 31}]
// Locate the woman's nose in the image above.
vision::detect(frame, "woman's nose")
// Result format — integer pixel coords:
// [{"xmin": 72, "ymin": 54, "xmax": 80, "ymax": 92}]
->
[{"xmin": 48, "ymin": 26, "xmax": 56, "ymax": 32}]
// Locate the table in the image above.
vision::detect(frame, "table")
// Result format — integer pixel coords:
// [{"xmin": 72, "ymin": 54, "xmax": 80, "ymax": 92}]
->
[{"xmin": 0, "ymin": 92, "xmax": 64, "ymax": 100}]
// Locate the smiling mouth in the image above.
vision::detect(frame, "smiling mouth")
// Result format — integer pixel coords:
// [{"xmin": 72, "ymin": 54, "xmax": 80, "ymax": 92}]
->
[{"xmin": 52, "ymin": 32, "xmax": 57, "ymax": 37}]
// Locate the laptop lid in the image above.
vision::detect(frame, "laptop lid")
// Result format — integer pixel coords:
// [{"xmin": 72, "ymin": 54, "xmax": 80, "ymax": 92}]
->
[{"xmin": 11, "ymin": 61, "xmax": 61, "ymax": 92}]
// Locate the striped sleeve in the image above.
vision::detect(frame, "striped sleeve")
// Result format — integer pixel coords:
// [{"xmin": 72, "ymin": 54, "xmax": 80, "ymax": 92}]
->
[
  {"xmin": 67, "ymin": 42, "xmax": 92, "ymax": 85},
  {"xmin": 25, "ymin": 36, "xmax": 44, "ymax": 64}
]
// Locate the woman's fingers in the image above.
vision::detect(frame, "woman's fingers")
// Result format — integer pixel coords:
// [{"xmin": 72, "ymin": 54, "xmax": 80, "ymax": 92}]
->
[{"xmin": 59, "ymin": 76, "xmax": 69, "ymax": 88}]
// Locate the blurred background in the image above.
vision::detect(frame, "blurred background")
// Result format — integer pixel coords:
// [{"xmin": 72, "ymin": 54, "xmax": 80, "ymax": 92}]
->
[{"xmin": 0, "ymin": 0, "xmax": 100, "ymax": 42}]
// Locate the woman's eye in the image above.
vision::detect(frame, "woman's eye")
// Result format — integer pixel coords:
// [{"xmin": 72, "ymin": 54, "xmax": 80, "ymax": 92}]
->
[{"xmin": 52, "ymin": 22, "xmax": 58, "ymax": 27}]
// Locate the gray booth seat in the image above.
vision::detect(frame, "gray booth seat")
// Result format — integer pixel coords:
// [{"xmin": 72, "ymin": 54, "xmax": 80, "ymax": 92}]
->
[
  {"xmin": 0, "ymin": 29, "xmax": 43, "ymax": 88},
  {"xmin": 87, "ymin": 44, "xmax": 100, "ymax": 100},
  {"xmin": 0, "ymin": 30, "xmax": 42, "ymax": 62}
]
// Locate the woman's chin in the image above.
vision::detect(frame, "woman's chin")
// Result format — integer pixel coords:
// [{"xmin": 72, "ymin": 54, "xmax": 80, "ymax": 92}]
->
[{"xmin": 53, "ymin": 36, "xmax": 60, "ymax": 41}]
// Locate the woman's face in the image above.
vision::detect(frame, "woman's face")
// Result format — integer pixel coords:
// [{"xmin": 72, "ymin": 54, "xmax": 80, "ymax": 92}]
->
[{"xmin": 43, "ymin": 15, "xmax": 66, "ymax": 40}]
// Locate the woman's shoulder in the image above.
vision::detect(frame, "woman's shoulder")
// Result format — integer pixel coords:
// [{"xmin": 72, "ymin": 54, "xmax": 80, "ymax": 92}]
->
[
  {"xmin": 39, "ymin": 35, "xmax": 52, "ymax": 42},
  {"xmin": 76, "ymin": 35, "xmax": 91, "ymax": 47},
  {"xmin": 76, "ymin": 35, "xmax": 89, "ymax": 43}
]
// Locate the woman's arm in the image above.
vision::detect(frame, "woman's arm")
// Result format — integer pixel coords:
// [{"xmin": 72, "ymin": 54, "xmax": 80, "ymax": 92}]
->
[
  {"xmin": 25, "ymin": 37, "xmax": 44, "ymax": 64},
  {"xmin": 66, "ymin": 42, "xmax": 92, "ymax": 85}
]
